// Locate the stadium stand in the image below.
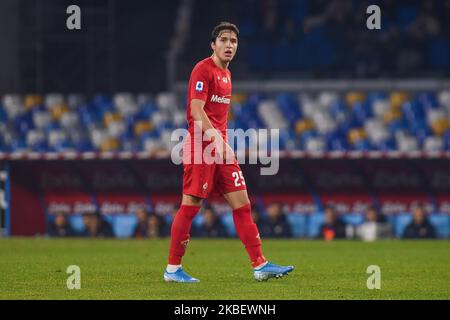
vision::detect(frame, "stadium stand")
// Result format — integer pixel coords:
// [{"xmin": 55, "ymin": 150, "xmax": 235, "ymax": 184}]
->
[
  {"xmin": 178, "ymin": 0, "xmax": 450, "ymax": 80},
  {"xmin": 2, "ymin": 90, "xmax": 450, "ymax": 153}
]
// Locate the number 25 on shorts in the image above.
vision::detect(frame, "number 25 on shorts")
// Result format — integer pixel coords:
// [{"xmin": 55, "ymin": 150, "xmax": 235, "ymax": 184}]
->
[{"xmin": 232, "ymin": 171, "xmax": 246, "ymax": 187}]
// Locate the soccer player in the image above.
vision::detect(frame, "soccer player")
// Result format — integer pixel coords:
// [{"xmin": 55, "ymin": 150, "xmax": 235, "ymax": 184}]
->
[{"xmin": 164, "ymin": 22, "xmax": 294, "ymax": 282}]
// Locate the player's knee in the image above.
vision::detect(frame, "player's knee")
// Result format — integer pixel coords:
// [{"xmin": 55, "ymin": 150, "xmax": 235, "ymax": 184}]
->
[
  {"xmin": 227, "ymin": 193, "xmax": 250, "ymax": 210},
  {"xmin": 182, "ymin": 194, "xmax": 203, "ymax": 206}
]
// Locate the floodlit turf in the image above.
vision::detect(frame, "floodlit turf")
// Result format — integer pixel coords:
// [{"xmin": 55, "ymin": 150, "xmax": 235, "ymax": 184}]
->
[{"xmin": 0, "ymin": 238, "xmax": 449, "ymax": 300}]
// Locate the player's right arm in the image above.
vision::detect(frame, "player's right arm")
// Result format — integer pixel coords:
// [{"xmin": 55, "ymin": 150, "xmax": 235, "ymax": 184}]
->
[
  {"xmin": 189, "ymin": 64, "xmax": 234, "ymax": 161},
  {"xmin": 190, "ymin": 99, "xmax": 234, "ymax": 161}
]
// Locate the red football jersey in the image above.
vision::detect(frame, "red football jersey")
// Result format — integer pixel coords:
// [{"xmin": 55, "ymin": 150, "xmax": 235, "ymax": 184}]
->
[{"xmin": 186, "ymin": 57, "xmax": 232, "ymax": 141}]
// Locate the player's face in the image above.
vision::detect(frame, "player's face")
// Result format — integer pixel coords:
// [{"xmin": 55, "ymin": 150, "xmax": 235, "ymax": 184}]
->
[{"xmin": 212, "ymin": 30, "xmax": 238, "ymax": 63}]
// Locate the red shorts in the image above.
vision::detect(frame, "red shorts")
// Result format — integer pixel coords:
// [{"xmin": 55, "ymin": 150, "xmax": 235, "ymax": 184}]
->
[{"xmin": 182, "ymin": 158, "xmax": 247, "ymax": 198}]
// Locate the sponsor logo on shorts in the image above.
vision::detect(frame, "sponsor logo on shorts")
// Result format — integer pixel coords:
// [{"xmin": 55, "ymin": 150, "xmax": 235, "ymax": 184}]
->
[{"xmin": 202, "ymin": 182, "xmax": 208, "ymax": 191}]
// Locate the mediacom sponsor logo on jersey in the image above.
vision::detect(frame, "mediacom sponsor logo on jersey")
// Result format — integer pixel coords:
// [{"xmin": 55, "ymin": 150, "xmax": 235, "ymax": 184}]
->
[{"xmin": 210, "ymin": 94, "xmax": 230, "ymax": 104}]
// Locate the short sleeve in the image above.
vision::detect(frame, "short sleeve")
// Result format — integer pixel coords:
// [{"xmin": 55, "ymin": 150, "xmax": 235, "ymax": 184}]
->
[{"xmin": 189, "ymin": 64, "xmax": 210, "ymax": 102}]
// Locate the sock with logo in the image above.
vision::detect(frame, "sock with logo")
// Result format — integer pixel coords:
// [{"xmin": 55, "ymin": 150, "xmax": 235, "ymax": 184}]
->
[
  {"xmin": 168, "ymin": 205, "xmax": 201, "ymax": 265},
  {"xmin": 232, "ymin": 203, "xmax": 267, "ymax": 268}
]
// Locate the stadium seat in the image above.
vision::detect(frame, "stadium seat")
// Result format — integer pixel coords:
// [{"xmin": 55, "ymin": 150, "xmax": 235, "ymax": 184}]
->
[
  {"xmin": 193, "ymin": 214, "xmax": 204, "ymax": 228},
  {"xmin": 308, "ymin": 212, "xmax": 325, "ymax": 238},
  {"xmin": 69, "ymin": 214, "xmax": 86, "ymax": 234},
  {"xmin": 341, "ymin": 214, "xmax": 365, "ymax": 226},
  {"xmin": 429, "ymin": 39, "xmax": 450, "ymax": 68},
  {"xmin": 286, "ymin": 213, "xmax": 307, "ymax": 238},
  {"xmin": 394, "ymin": 213, "xmax": 413, "ymax": 238},
  {"xmin": 112, "ymin": 215, "xmax": 138, "ymax": 238},
  {"xmin": 220, "ymin": 213, "xmax": 236, "ymax": 236},
  {"xmin": 428, "ymin": 214, "xmax": 450, "ymax": 238}
]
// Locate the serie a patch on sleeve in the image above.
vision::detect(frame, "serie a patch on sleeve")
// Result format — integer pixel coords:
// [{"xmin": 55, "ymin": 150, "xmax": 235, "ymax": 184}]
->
[{"xmin": 195, "ymin": 81, "xmax": 204, "ymax": 92}]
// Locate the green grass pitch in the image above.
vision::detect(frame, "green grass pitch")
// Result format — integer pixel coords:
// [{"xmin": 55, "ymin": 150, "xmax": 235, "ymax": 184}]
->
[{"xmin": 0, "ymin": 238, "xmax": 449, "ymax": 300}]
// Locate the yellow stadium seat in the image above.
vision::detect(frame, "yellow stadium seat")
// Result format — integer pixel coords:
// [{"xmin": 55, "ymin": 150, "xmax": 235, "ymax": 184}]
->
[
  {"xmin": 104, "ymin": 112, "xmax": 122, "ymax": 126},
  {"xmin": 100, "ymin": 138, "xmax": 119, "ymax": 152},
  {"xmin": 50, "ymin": 103, "xmax": 69, "ymax": 121},
  {"xmin": 231, "ymin": 93, "xmax": 247, "ymax": 104},
  {"xmin": 431, "ymin": 118, "xmax": 450, "ymax": 136},
  {"xmin": 24, "ymin": 94, "xmax": 43, "ymax": 110},
  {"xmin": 383, "ymin": 109, "xmax": 402, "ymax": 123},
  {"xmin": 134, "ymin": 121, "xmax": 154, "ymax": 136},
  {"xmin": 345, "ymin": 91, "xmax": 366, "ymax": 107},
  {"xmin": 389, "ymin": 91, "xmax": 409, "ymax": 109},
  {"xmin": 295, "ymin": 119, "xmax": 314, "ymax": 134},
  {"xmin": 348, "ymin": 128, "xmax": 367, "ymax": 144}
]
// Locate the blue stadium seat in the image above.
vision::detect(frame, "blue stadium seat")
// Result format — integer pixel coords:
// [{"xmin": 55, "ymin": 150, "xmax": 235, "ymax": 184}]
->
[
  {"xmin": 276, "ymin": 93, "xmax": 302, "ymax": 125},
  {"xmin": 14, "ymin": 112, "xmax": 34, "ymax": 136},
  {"xmin": 220, "ymin": 213, "xmax": 236, "ymax": 236},
  {"xmin": 51, "ymin": 139, "xmax": 75, "ymax": 152},
  {"xmin": 353, "ymin": 139, "xmax": 372, "ymax": 151},
  {"xmin": 193, "ymin": 214, "xmax": 204, "ymax": 228},
  {"xmin": 10, "ymin": 138, "xmax": 27, "ymax": 151},
  {"xmin": 429, "ymin": 214, "xmax": 450, "ymax": 238},
  {"xmin": 429, "ymin": 39, "xmax": 450, "ymax": 68},
  {"xmin": 300, "ymin": 129, "xmax": 318, "ymax": 147},
  {"xmin": 93, "ymin": 94, "xmax": 113, "ymax": 111},
  {"xmin": 283, "ymin": 0, "xmax": 307, "ymax": 24},
  {"xmin": 352, "ymin": 102, "xmax": 373, "ymax": 123},
  {"xmin": 410, "ymin": 120, "xmax": 432, "ymax": 144},
  {"xmin": 396, "ymin": 5, "xmax": 418, "ymax": 31},
  {"xmin": 388, "ymin": 119, "xmax": 407, "ymax": 136},
  {"xmin": 74, "ymin": 139, "xmax": 94, "ymax": 152},
  {"xmin": 164, "ymin": 214, "xmax": 173, "ymax": 226},
  {"xmin": 294, "ymin": 40, "xmax": 312, "ymax": 70},
  {"xmin": 286, "ymin": 213, "xmax": 307, "ymax": 238},
  {"xmin": 0, "ymin": 105, "xmax": 7, "ymax": 122},
  {"xmin": 69, "ymin": 214, "xmax": 85, "ymax": 234},
  {"xmin": 394, "ymin": 213, "xmax": 413, "ymax": 238},
  {"xmin": 403, "ymin": 101, "xmax": 425, "ymax": 124},
  {"xmin": 112, "ymin": 214, "xmax": 138, "ymax": 238},
  {"xmin": 341, "ymin": 213, "xmax": 365, "ymax": 226},
  {"xmin": 417, "ymin": 92, "xmax": 439, "ymax": 110},
  {"xmin": 31, "ymin": 140, "xmax": 49, "ymax": 152},
  {"xmin": 103, "ymin": 215, "xmax": 113, "ymax": 224},
  {"xmin": 308, "ymin": 212, "xmax": 325, "ymax": 238},
  {"xmin": 378, "ymin": 138, "xmax": 397, "ymax": 151},
  {"xmin": 316, "ymin": 39, "xmax": 335, "ymax": 67},
  {"xmin": 367, "ymin": 92, "xmax": 387, "ymax": 104},
  {"xmin": 249, "ymin": 43, "xmax": 270, "ymax": 70},
  {"xmin": 387, "ymin": 214, "xmax": 396, "ymax": 226},
  {"xmin": 239, "ymin": 20, "xmax": 257, "ymax": 38},
  {"xmin": 327, "ymin": 137, "xmax": 349, "ymax": 151},
  {"xmin": 443, "ymin": 130, "xmax": 450, "ymax": 150},
  {"xmin": 271, "ymin": 43, "xmax": 292, "ymax": 70}
]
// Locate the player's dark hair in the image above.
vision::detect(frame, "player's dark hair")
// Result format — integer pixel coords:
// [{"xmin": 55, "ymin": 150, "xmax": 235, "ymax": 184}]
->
[{"xmin": 211, "ymin": 21, "xmax": 239, "ymax": 43}]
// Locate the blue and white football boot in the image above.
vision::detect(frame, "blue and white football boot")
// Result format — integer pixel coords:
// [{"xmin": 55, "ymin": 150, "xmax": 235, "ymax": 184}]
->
[
  {"xmin": 163, "ymin": 267, "xmax": 200, "ymax": 283},
  {"xmin": 253, "ymin": 262, "xmax": 294, "ymax": 281}
]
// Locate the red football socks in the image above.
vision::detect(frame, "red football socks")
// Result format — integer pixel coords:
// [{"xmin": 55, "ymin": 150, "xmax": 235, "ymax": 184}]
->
[
  {"xmin": 168, "ymin": 205, "xmax": 201, "ymax": 265},
  {"xmin": 232, "ymin": 203, "xmax": 267, "ymax": 268}
]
